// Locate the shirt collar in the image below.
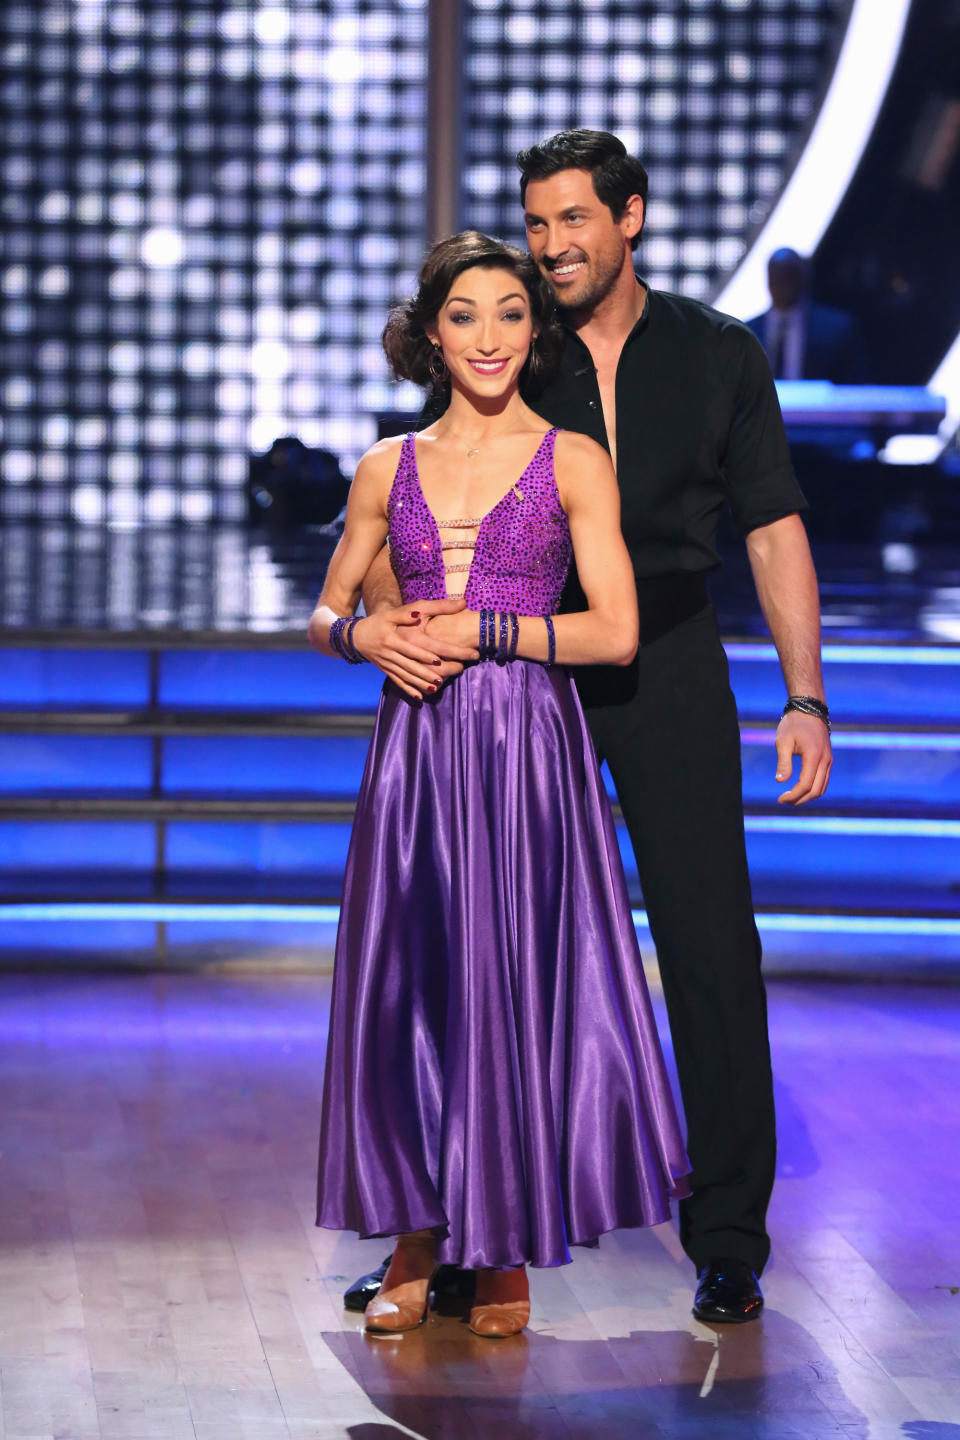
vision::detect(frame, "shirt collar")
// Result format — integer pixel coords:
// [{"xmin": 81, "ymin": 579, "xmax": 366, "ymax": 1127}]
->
[{"xmin": 562, "ymin": 276, "xmax": 652, "ymax": 349}]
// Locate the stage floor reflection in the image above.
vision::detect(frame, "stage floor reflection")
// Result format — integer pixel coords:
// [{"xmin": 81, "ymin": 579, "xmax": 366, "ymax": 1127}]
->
[
  {"xmin": 0, "ymin": 968, "xmax": 957, "ymax": 1439},
  {"xmin": 3, "ymin": 519, "xmax": 960, "ymax": 643}
]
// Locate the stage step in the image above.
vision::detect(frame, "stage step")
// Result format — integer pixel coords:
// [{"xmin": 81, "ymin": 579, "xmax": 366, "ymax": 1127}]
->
[
  {"xmin": 2, "ymin": 633, "xmax": 959, "ymax": 963},
  {"xmin": 0, "ymin": 868, "xmax": 956, "ymax": 919},
  {"xmin": 0, "ymin": 710, "xmax": 373, "ymax": 738},
  {"xmin": 2, "ymin": 810, "xmax": 958, "ymax": 914},
  {"xmin": 4, "ymin": 637, "xmax": 960, "ymax": 723},
  {"xmin": 3, "ymin": 724, "xmax": 960, "ymax": 810}
]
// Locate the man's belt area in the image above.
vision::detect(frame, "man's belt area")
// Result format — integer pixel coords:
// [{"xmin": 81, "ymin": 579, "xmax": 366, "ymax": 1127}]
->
[{"xmin": 636, "ymin": 570, "xmax": 709, "ymax": 647}]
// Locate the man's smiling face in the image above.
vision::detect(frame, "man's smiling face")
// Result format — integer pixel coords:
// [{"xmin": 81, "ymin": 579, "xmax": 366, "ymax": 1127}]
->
[{"xmin": 523, "ymin": 168, "xmax": 643, "ymax": 311}]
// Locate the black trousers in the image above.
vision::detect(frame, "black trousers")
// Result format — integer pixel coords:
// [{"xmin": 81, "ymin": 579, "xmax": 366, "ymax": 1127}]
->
[{"xmin": 577, "ymin": 605, "xmax": 776, "ymax": 1275}]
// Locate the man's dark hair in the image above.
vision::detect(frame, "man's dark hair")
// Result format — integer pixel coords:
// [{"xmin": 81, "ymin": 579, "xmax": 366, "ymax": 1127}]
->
[{"xmin": 517, "ymin": 129, "xmax": 649, "ymax": 251}]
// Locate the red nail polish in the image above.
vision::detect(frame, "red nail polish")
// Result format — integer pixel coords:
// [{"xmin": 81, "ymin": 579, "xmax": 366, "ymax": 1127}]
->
[
  {"xmin": 428, "ymin": 684, "xmax": 438, "ymax": 693},
  {"xmin": 410, "ymin": 610, "xmax": 420, "ymax": 618},
  {"xmin": 432, "ymin": 658, "xmax": 441, "ymax": 665}
]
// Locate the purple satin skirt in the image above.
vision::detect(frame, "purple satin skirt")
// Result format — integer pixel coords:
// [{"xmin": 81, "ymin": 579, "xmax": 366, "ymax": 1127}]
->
[{"xmin": 316, "ymin": 660, "xmax": 690, "ymax": 1269}]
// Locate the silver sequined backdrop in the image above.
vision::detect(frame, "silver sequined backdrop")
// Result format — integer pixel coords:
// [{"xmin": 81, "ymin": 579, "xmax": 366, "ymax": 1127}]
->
[{"xmin": 0, "ymin": 0, "xmax": 848, "ymax": 523}]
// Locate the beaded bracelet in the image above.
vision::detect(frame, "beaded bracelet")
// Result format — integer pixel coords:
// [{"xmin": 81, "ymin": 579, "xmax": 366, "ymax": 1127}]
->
[
  {"xmin": 496, "ymin": 610, "xmax": 510, "ymax": 663},
  {"xmin": 478, "ymin": 609, "xmax": 524, "ymax": 662},
  {"xmin": 508, "ymin": 611, "xmax": 520, "ymax": 661},
  {"xmin": 328, "ymin": 616, "xmax": 349, "ymax": 660},
  {"xmin": 328, "ymin": 615, "xmax": 365, "ymax": 664},
  {"xmin": 343, "ymin": 616, "xmax": 365, "ymax": 664},
  {"xmin": 782, "ymin": 694, "xmax": 831, "ymax": 733},
  {"xmin": 544, "ymin": 615, "xmax": 556, "ymax": 667},
  {"xmin": 481, "ymin": 608, "xmax": 500, "ymax": 660},
  {"xmin": 478, "ymin": 608, "xmax": 489, "ymax": 659}
]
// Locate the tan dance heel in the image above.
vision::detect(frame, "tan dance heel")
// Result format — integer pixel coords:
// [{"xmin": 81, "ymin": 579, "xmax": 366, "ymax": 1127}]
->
[
  {"xmin": 467, "ymin": 1298, "xmax": 530, "ymax": 1337},
  {"xmin": 364, "ymin": 1272, "xmax": 437, "ymax": 1333},
  {"xmin": 364, "ymin": 1231, "xmax": 437, "ymax": 1335}
]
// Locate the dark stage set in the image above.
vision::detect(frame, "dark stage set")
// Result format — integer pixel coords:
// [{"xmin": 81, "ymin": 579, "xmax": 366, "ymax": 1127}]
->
[{"xmin": 1, "ymin": 1, "xmax": 959, "ymax": 1436}]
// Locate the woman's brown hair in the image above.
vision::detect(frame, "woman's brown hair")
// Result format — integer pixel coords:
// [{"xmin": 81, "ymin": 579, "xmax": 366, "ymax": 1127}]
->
[{"xmin": 382, "ymin": 230, "xmax": 563, "ymax": 402}]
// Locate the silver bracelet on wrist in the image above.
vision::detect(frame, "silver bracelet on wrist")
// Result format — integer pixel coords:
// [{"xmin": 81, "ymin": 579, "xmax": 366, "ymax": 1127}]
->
[{"xmin": 782, "ymin": 695, "xmax": 831, "ymax": 733}]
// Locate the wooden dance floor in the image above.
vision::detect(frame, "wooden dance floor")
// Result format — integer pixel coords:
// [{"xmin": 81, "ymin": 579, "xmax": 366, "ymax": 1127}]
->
[{"xmin": 1, "ymin": 967, "xmax": 958, "ymax": 1439}]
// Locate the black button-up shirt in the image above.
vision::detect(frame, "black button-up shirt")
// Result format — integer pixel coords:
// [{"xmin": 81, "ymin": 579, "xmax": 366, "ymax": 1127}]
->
[{"xmin": 532, "ymin": 283, "xmax": 807, "ymax": 580}]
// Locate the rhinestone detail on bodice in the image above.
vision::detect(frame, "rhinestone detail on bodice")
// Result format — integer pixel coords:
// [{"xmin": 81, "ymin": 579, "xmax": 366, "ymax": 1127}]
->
[{"xmin": 386, "ymin": 429, "xmax": 572, "ymax": 616}]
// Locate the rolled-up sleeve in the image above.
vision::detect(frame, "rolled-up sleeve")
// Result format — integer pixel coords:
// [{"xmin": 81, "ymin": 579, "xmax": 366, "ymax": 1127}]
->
[{"xmin": 720, "ymin": 323, "xmax": 808, "ymax": 535}]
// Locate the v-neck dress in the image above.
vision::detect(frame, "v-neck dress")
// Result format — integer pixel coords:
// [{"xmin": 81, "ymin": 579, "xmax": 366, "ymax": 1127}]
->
[{"xmin": 316, "ymin": 429, "xmax": 689, "ymax": 1270}]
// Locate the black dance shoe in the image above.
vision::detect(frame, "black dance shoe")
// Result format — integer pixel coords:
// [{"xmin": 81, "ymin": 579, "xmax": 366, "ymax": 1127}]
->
[
  {"xmin": 343, "ymin": 1255, "xmax": 475, "ymax": 1312},
  {"xmin": 343, "ymin": 1255, "xmax": 392, "ymax": 1312},
  {"xmin": 692, "ymin": 1258, "xmax": 764, "ymax": 1324}
]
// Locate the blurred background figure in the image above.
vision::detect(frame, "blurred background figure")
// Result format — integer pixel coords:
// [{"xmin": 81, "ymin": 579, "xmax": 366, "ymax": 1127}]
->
[
  {"xmin": 247, "ymin": 436, "xmax": 349, "ymax": 532},
  {"xmin": 748, "ymin": 248, "xmax": 867, "ymax": 383}
]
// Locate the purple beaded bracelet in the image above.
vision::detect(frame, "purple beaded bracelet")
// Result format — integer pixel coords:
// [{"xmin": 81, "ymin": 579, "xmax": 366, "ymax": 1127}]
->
[
  {"xmin": 544, "ymin": 615, "xmax": 556, "ymax": 667},
  {"xmin": 328, "ymin": 616, "xmax": 348, "ymax": 659},
  {"xmin": 343, "ymin": 617, "xmax": 365, "ymax": 664},
  {"xmin": 479, "ymin": 608, "xmax": 498, "ymax": 660},
  {"xmin": 496, "ymin": 610, "xmax": 510, "ymax": 663},
  {"xmin": 329, "ymin": 615, "xmax": 364, "ymax": 664}
]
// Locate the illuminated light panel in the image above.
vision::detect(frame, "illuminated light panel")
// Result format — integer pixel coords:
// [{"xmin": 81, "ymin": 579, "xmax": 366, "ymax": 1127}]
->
[
  {"xmin": 713, "ymin": 0, "xmax": 912, "ymax": 321},
  {"xmin": 740, "ymin": 729, "xmax": 960, "ymax": 750},
  {"xmin": 881, "ymin": 327, "xmax": 960, "ymax": 464},
  {"xmin": 743, "ymin": 816, "xmax": 960, "ymax": 838},
  {"xmin": 879, "ymin": 435, "xmax": 946, "ymax": 466},
  {"xmin": 0, "ymin": 903, "xmax": 343, "ymax": 924},
  {"xmin": 2, "ymin": 904, "xmax": 959, "ymax": 942},
  {"xmin": 747, "ymin": 913, "xmax": 960, "ymax": 938},
  {"xmin": 463, "ymin": 1, "xmax": 849, "ymax": 299},
  {"xmin": 0, "ymin": 2, "xmax": 429, "ymax": 523},
  {"xmin": 725, "ymin": 643, "xmax": 960, "ymax": 665},
  {"xmin": 924, "ymin": 329, "xmax": 960, "ymax": 449}
]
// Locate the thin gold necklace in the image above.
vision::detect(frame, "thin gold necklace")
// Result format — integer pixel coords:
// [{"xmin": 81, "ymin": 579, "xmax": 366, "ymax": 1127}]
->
[
  {"xmin": 436, "ymin": 428, "xmax": 492, "ymax": 458},
  {"xmin": 441, "ymin": 431, "xmax": 531, "ymax": 499}
]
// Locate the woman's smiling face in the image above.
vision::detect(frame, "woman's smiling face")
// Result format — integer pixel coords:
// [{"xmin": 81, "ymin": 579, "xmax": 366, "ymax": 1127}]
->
[{"xmin": 427, "ymin": 265, "xmax": 536, "ymax": 401}]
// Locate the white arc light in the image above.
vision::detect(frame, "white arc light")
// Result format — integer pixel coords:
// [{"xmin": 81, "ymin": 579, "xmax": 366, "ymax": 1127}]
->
[{"xmin": 713, "ymin": 0, "xmax": 913, "ymax": 322}]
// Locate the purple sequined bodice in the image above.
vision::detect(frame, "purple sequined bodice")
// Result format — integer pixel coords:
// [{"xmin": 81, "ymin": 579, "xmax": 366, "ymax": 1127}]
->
[{"xmin": 387, "ymin": 428, "xmax": 572, "ymax": 616}]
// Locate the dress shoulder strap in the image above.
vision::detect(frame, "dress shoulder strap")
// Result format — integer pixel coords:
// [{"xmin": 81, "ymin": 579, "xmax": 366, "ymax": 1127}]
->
[
  {"xmin": 538, "ymin": 426, "xmax": 562, "ymax": 462},
  {"xmin": 387, "ymin": 431, "xmax": 418, "ymax": 514},
  {"xmin": 535, "ymin": 427, "xmax": 569, "ymax": 517},
  {"xmin": 400, "ymin": 431, "xmax": 417, "ymax": 465},
  {"xmin": 398, "ymin": 431, "xmax": 420, "ymax": 478},
  {"xmin": 526, "ymin": 426, "xmax": 562, "ymax": 491}
]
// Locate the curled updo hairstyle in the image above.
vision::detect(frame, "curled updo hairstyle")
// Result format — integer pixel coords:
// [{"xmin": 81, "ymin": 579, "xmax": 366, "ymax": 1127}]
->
[{"xmin": 382, "ymin": 230, "xmax": 564, "ymax": 402}]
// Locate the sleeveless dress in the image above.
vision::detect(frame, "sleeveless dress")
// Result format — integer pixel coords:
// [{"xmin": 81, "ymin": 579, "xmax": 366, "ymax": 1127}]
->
[{"xmin": 316, "ymin": 428, "xmax": 690, "ymax": 1270}]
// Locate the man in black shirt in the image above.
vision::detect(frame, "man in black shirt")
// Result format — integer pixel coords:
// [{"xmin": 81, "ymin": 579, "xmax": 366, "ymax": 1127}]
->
[
  {"xmin": 343, "ymin": 131, "xmax": 832, "ymax": 1324},
  {"xmin": 516, "ymin": 131, "xmax": 831, "ymax": 1323}
]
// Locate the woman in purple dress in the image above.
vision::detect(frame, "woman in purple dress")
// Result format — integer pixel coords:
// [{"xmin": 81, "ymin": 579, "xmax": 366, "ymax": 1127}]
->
[{"xmin": 310, "ymin": 232, "xmax": 689, "ymax": 1338}]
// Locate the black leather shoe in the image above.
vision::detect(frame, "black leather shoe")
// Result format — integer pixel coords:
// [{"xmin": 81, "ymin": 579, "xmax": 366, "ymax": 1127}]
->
[
  {"xmin": 342, "ymin": 1255, "xmax": 476, "ymax": 1312},
  {"xmin": 692, "ymin": 1258, "xmax": 764, "ymax": 1323},
  {"xmin": 343, "ymin": 1255, "xmax": 392, "ymax": 1312}
]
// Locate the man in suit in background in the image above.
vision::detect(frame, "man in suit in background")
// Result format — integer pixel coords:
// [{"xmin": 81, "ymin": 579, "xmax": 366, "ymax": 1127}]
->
[{"xmin": 748, "ymin": 248, "xmax": 867, "ymax": 383}]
